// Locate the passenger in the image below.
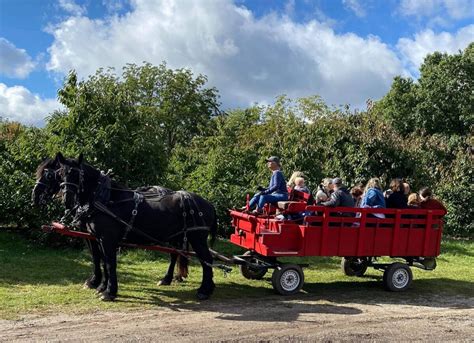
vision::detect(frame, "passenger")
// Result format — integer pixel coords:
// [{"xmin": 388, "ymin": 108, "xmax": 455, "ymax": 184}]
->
[
  {"xmin": 403, "ymin": 181, "xmax": 411, "ymax": 196},
  {"xmin": 360, "ymin": 178, "xmax": 386, "ymax": 208},
  {"xmin": 360, "ymin": 177, "xmax": 386, "ymax": 219},
  {"xmin": 403, "ymin": 192, "xmax": 422, "ymax": 223},
  {"xmin": 418, "ymin": 187, "xmax": 447, "ymax": 214},
  {"xmin": 287, "ymin": 171, "xmax": 305, "ymax": 189},
  {"xmin": 246, "ymin": 156, "xmax": 288, "ymax": 214},
  {"xmin": 320, "ymin": 177, "xmax": 355, "ymax": 217},
  {"xmin": 407, "ymin": 193, "xmax": 420, "ymax": 208},
  {"xmin": 294, "ymin": 176, "xmax": 310, "ymax": 194},
  {"xmin": 314, "ymin": 177, "xmax": 333, "ymax": 204},
  {"xmin": 386, "ymin": 178, "xmax": 408, "ymax": 209},
  {"xmin": 350, "ymin": 185, "xmax": 364, "ymax": 207}
]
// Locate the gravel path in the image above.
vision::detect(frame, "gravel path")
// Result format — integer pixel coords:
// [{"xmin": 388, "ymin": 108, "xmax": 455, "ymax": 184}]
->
[{"xmin": 1, "ymin": 294, "xmax": 473, "ymax": 342}]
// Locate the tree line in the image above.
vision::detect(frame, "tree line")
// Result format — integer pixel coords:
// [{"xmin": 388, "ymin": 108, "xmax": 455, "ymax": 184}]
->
[{"xmin": 1, "ymin": 44, "xmax": 472, "ymax": 239}]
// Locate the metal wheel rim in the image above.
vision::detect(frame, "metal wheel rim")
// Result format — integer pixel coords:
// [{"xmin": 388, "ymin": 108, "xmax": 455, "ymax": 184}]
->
[
  {"xmin": 280, "ymin": 269, "xmax": 300, "ymax": 292},
  {"xmin": 392, "ymin": 269, "xmax": 409, "ymax": 288}
]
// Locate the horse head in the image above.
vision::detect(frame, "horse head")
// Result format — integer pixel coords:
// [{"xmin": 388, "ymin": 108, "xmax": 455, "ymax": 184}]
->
[
  {"xmin": 32, "ymin": 155, "xmax": 62, "ymax": 206},
  {"xmin": 57, "ymin": 152, "xmax": 101, "ymax": 210}
]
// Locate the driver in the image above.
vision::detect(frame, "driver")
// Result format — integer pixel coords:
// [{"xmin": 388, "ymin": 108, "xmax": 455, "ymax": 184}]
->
[{"xmin": 246, "ymin": 156, "xmax": 288, "ymax": 214}]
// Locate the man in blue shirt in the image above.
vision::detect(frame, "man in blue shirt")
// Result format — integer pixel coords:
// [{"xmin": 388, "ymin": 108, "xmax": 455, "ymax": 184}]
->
[{"xmin": 247, "ymin": 156, "xmax": 288, "ymax": 214}]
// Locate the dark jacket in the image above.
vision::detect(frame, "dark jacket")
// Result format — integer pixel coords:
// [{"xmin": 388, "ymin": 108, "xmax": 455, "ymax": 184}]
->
[
  {"xmin": 386, "ymin": 191, "xmax": 408, "ymax": 209},
  {"xmin": 321, "ymin": 186, "xmax": 355, "ymax": 208}
]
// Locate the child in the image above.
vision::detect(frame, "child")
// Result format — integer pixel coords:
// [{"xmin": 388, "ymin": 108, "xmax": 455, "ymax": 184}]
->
[{"xmin": 294, "ymin": 176, "xmax": 310, "ymax": 194}]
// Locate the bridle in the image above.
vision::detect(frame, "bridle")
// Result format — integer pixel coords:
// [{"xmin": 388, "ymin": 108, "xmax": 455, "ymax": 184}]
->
[
  {"xmin": 33, "ymin": 168, "xmax": 62, "ymax": 205},
  {"xmin": 59, "ymin": 164, "xmax": 85, "ymax": 207}
]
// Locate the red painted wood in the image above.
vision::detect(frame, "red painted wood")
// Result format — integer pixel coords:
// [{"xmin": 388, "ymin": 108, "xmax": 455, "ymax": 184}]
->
[{"xmin": 229, "ymin": 204, "xmax": 445, "ymax": 258}]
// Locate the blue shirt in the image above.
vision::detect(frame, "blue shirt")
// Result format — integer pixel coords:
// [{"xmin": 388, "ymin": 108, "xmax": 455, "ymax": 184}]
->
[
  {"xmin": 263, "ymin": 170, "xmax": 288, "ymax": 195},
  {"xmin": 361, "ymin": 188, "xmax": 386, "ymax": 208}
]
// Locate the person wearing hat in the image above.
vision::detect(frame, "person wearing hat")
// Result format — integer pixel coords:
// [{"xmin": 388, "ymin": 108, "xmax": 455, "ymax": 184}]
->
[
  {"xmin": 246, "ymin": 156, "xmax": 288, "ymax": 214},
  {"xmin": 320, "ymin": 177, "xmax": 355, "ymax": 216}
]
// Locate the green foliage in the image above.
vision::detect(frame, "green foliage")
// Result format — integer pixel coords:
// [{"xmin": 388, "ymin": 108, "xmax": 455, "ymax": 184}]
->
[
  {"xmin": 378, "ymin": 43, "xmax": 473, "ymax": 136},
  {"xmin": 436, "ymin": 146, "xmax": 474, "ymax": 236},
  {"xmin": 0, "ymin": 120, "xmax": 59, "ymax": 229},
  {"xmin": 47, "ymin": 63, "xmax": 220, "ymax": 186}
]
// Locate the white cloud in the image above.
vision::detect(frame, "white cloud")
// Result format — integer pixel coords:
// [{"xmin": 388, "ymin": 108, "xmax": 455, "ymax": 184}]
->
[
  {"xmin": 58, "ymin": 0, "xmax": 87, "ymax": 16},
  {"xmin": 342, "ymin": 0, "xmax": 367, "ymax": 18},
  {"xmin": 102, "ymin": 0, "xmax": 128, "ymax": 13},
  {"xmin": 45, "ymin": 0, "xmax": 404, "ymax": 108},
  {"xmin": 0, "ymin": 83, "xmax": 61, "ymax": 126},
  {"xmin": 399, "ymin": 0, "xmax": 474, "ymax": 20},
  {"xmin": 397, "ymin": 24, "xmax": 474, "ymax": 73},
  {"xmin": 0, "ymin": 38, "xmax": 36, "ymax": 78}
]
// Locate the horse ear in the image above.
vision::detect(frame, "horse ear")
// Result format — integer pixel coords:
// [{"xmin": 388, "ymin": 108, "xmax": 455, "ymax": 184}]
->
[
  {"xmin": 56, "ymin": 152, "xmax": 65, "ymax": 164},
  {"xmin": 78, "ymin": 153, "xmax": 84, "ymax": 165}
]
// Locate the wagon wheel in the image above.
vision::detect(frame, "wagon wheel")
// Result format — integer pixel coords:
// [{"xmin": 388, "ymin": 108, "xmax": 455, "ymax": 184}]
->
[
  {"xmin": 383, "ymin": 263, "xmax": 413, "ymax": 292},
  {"xmin": 341, "ymin": 257, "xmax": 368, "ymax": 277},
  {"xmin": 271, "ymin": 264, "xmax": 304, "ymax": 296},
  {"xmin": 239, "ymin": 251, "xmax": 268, "ymax": 280}
]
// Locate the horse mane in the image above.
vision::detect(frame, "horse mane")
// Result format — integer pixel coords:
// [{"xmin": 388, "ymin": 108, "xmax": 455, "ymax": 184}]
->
[{"xmin": 35, "ymin": 158, "xmax": 56, "ymax": 179}]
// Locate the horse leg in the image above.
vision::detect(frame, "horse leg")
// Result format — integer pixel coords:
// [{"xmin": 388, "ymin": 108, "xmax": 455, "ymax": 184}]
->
[
  {"xmin": 95, "ymin": 249, "xmax": 109, "ymax": 294},
  {"xmin": 83, "ymin": 240, "xmax": 103, "ymax": 289},
  {"xmin": 189, "ymin": 237, "xmax": 215, "ymax": 300},
  {"xmin": 98, "ymin": 238, "xmax": 118, "ymax": 301},
  {"xmin": 158, "ymin": 253, "xmax": 177, "ymax": 286}
]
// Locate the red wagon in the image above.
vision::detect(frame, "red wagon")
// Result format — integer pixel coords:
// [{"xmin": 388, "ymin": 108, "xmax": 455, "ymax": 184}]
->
[{"xmin": 229, "ymin": 190, "xmax": 445, "ymax": 295}]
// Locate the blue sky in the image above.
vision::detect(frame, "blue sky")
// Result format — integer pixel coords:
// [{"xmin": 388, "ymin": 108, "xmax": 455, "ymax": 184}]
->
[{"xmin": 1, "ymin": 0, "xmax": 473, "ymax": 126}]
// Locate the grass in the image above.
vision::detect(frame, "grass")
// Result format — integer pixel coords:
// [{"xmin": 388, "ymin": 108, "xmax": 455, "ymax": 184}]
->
[{"xmin": 0, "ymin": 229, "xmax": 473, "ymax": 320}]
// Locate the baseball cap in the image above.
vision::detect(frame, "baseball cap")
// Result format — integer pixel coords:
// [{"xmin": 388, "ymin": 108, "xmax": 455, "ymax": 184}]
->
[
  {"xmin": 332, "ymin": 177, "xmax": 342, "ymax": 186},
  {"xmin": 266, "ymin": 156, "xmax": 280, "ymax": 163}
]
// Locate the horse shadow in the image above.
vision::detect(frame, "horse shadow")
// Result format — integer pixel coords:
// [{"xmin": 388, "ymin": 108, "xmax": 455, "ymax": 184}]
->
[
  {"xmin": 114, "ymin": 272, "xmax": 474, "ymax": 322},
  {"xmin": 116, "ymin": 282, "xmax": 363, "ymax": 323}
]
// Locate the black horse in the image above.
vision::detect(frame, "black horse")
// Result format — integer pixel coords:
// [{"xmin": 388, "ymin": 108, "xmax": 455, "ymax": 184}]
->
[
  {"xmin": 32, "ymin": 156, "xmax": 109, "ymax": 291},
  {"xmin": 55, "ymin": 153, "xmax": 217, "ymax": 300},
  {"xmin": 32, "ymin": 155, "xmax": 199, "ymax": 296}
]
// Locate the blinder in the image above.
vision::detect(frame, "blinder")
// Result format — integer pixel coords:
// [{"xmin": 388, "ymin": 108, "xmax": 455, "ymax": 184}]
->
[
  {"xmin": 34, "ymin": 168, "xmax": 61, "ymax": 205},
  {"xmin": 59, "ymin": 164, "xmax": 85, "ymax": 207}
]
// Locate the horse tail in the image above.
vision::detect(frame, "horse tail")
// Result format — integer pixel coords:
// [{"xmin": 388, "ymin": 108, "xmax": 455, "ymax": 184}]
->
[
  {"xmin": 176, "ymin": 254, "xmax": 189, "ymax": 280},
  {"xmin": 209, "ymin": 204, "xmax": 218, "ymax": 247}
]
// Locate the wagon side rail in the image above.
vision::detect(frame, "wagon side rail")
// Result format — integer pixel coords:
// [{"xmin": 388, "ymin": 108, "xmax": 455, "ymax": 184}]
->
[{"xmin": 302, "ymin": 206, "xmax": 445, "ymax": 257}]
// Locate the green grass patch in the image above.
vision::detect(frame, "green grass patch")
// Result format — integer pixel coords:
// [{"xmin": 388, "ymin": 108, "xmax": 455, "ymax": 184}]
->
[{"xmin": 1, "ymin": 230, "xmax": 473, "ymax": 319}]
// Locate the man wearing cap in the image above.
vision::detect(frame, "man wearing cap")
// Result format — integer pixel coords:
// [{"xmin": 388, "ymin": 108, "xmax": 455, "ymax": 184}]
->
[
  {"xmin": 247, "ymin": 156, "xmax": 288, "ymax": 214},
  {"xmin": 320, "ymin": 177, "xmax": 355, "ymax": 216}
]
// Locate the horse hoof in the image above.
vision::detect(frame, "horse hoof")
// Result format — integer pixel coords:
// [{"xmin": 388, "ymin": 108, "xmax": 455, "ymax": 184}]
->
[
  {"xmin": 196, "ymin": 292, "xmax": 210, "ymax": 301},
  {"xmin": 100, "ymin": 293, "xmax": 116, "ymax": 302},
  {"xmin": 83, "ymin": 278, "xmax": 101, "ymax": 289},
  {"xmin": 158, "ymin": 278, "xmax": 172, "ymax": 286},
  {"xmin": 95, "ymin": 286, "xmax": 106, "ymax": 294}
]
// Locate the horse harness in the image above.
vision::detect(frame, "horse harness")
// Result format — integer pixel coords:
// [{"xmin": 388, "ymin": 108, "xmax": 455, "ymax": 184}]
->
[
  {"xmin": 55, "ymin": 163, "xmax": 230, "ymax": 274},
  {"xmin": 60, "ymin": 167, "xmax": 211, "ymax": 249}
]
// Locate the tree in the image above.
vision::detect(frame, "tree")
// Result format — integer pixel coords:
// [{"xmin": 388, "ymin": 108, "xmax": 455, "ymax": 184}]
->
[
  {"xmin": 46, "ymin": 63, "xmax": 220, "ymax": 186},
  {"xmin": 377, "ymin": 43, "xmax": 474, "ymax": 136}
]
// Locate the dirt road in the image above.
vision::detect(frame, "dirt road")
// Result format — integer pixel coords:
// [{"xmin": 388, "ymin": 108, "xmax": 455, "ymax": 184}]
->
[{"xmin": 1, "ymin": 294, "xmax": 473, "ymax": 342}]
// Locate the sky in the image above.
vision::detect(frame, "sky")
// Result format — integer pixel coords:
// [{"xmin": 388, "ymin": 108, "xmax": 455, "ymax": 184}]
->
[{"xmin": 0, "ymin": 0, "xmax": 473, "ymax": 126}]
